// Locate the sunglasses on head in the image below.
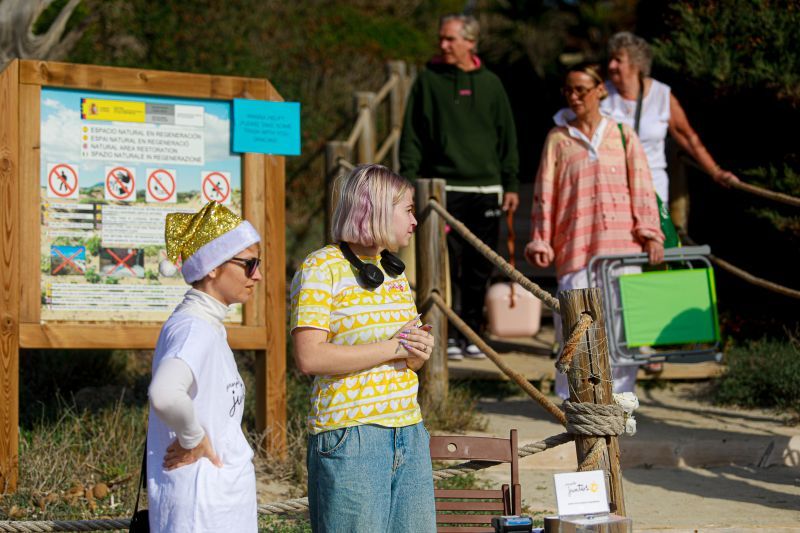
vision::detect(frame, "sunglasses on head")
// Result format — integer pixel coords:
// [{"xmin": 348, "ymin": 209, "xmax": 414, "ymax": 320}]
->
[{"xmin": 226, "ymin": 256, "xmax": 261, "ymax": 278}]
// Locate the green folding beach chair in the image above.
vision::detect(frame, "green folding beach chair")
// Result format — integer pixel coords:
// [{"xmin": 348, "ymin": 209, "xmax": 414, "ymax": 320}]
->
[{"xmin": 587, "ymin": 246, "xmax": 721, "ymax": 365}]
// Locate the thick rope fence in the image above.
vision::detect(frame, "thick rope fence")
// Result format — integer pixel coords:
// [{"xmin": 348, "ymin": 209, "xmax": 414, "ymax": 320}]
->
[
  {"xmin": 728, "ymin": 179, "xmax": 800, "ymax": 208},
  {"xmin": 681, "ymin": 156, "xmax": 800, "ymax": 208},
  {"xmin": 426, "ymin": 198, "xmax": 561, "ymax": 312},
  {"xmin": 679, "ymin": 231, "xmax": 800, "ymax": 299},
  {"xmin": 675, "ymin": 157, "xmax": 800, "ymax": 298},
  {"xmin": 556, "ymin": 313, "xmax": 593, "ymax": 373},
  {"xmin": 0, "ymin": 520, "xmax": 130, "ymax": 532},
  {"xmin": 1, "ymin": 409, "xmax": 625, "ymax": 531},
  {"xmin": 426, "ymin": 292, "xmax": 567, "ymax": 425}
]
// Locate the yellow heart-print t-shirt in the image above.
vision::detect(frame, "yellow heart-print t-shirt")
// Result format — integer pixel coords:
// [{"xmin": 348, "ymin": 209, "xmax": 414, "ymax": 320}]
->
[{"xmin": 290, "ymin": 245, "xmax": 423, "ymax": 434}]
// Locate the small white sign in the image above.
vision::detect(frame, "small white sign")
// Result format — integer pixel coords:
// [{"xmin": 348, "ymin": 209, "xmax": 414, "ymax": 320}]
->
[{"xmin": 554, "ymin": 470, "xmax": 609, "ymax": 517}]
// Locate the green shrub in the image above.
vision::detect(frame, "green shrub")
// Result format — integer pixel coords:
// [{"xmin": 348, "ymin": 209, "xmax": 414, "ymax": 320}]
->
[
  {"xmin": 713, "ymin": 336, "xmax": 800, "ymax": 413},
  {"xmin": 654, "ymin": 1, "xmax": 800, "ymax": 105}
]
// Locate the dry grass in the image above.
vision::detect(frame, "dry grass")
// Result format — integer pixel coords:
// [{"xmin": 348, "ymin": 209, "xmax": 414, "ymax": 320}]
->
[
  {"xmin": 249, "ymin": 418, "xmax": 309, "ymax": 499},
  {"xmin": 1, "ymin": 397, "xmax": 146, "ymax": 521},
  {"xmin": 421, "ymin": 382, "xmax": 488, "ymax": 434},
  {"xmin": 3, "ymin": 349, "xmax": 487, "ymax": 529}
]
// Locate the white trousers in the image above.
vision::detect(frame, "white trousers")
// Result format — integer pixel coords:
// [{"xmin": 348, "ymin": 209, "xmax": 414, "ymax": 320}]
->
[{"xmin": 554, "ymin": 266, "xmax": 640, "ymax": 400}]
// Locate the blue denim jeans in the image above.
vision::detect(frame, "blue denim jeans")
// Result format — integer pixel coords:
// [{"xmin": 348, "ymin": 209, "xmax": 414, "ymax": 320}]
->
[{"xmin": 307, "ymin": 422, "xmax": 436, "ymax": 533}]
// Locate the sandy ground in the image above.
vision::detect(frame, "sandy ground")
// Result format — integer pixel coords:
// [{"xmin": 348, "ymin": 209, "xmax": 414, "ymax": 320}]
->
[
  {"xmin": 471, "ymin": 383, "xmax": 800, "ymax": 531},
  {"xmin": 256, "ymin": 382, "xmax": 800, "ymax": 530}
]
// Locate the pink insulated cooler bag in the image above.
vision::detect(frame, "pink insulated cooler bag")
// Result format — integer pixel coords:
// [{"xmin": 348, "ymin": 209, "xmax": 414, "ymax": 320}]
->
[{"xmin": 485, "ymin": 211, "xmax": 541, "ymax": 337}]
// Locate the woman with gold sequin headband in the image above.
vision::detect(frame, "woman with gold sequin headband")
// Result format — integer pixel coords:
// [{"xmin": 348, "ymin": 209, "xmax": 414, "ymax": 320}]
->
[{"xmin": 145, "ymin": 201, "xmax": 261, "ymax": 533}]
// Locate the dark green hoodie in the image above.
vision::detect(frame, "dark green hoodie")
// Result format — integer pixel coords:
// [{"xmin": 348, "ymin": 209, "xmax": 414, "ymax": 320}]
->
[{"xmin": 399, "ymin": 58, "xmax": 519, "ymax": 192}]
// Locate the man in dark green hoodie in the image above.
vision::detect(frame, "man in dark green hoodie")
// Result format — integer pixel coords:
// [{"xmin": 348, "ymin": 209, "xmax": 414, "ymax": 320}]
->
[{"xmin": 400, "ymin": 13, "xmax": 519, "ymax": 360}]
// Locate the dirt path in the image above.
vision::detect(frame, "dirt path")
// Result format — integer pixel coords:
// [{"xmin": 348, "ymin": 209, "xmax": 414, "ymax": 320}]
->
[
  {"xmin": 467, "ymin": 383, "xmax": 800, "ymax": 531},
  {"xmin": 253, "ymin": 380, "xmax": 799, "ymax": 530}
]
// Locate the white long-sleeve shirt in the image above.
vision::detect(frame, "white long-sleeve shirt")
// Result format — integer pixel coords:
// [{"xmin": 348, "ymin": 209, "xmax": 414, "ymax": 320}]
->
[{"xmin": 148, "ymin": 288, "xmax": 229, "ymax": 449}]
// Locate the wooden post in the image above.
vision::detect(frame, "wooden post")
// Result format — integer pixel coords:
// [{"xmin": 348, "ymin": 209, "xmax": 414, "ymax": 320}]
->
[
  {"xmin": 415, "ymin": 179, "xmax": 448, "ymax": 408},
  {"xmin": 558, "ymin": 288, "xmax": 626, "ymax": 516},
  {"xmin": 353, "ymin": 91, "xmax": 376, "ymax": 163},
  {"xmin": 0, "ymin": 60, "xmax": 20, "ymax": 493},
  {"xmin": 325, "ymin": 141, "xmax": 353, "ymax": 242},
  {"xmin": 387, "ymin": 61, "xmax": 416, "ymax": 286},
  {"xmin": 386, "ymin": 61, "xmax": 407, "ymax": 172},
  {"xmin": 262, "ymin": 74, "xmax": 287, "ymax": 458},
  {"xmin": 260, "ymin": 152, "xmax": 287, "ymax": 457}
]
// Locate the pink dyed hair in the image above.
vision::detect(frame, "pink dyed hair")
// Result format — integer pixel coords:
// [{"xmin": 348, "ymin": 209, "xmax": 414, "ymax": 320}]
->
[{"xmin": 331, "ymin": 164, "xmax": 412, "ymax": 250}]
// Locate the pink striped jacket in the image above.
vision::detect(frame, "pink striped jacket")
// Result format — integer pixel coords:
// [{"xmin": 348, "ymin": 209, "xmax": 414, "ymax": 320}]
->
[{"xmin": 529, "ymin": 121, "xmax": 663, "ymax": 278}]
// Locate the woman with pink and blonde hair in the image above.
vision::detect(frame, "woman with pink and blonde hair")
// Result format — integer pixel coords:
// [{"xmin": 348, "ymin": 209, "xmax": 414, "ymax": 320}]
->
[{"xmin": 290, "ymin": 163, "xmax": 436, "ymax": 532}]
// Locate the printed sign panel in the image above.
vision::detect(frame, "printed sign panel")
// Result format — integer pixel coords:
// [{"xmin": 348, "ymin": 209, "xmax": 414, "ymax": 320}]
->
[{"xmin": 39, "ymin": 88, "xmax": 244, "ymax": 323}]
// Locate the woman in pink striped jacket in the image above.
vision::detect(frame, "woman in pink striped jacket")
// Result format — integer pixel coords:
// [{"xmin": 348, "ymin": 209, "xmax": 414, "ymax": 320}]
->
[{"xmin": 524, "ymin": 62, "xmax": 664, "ymax": 399}]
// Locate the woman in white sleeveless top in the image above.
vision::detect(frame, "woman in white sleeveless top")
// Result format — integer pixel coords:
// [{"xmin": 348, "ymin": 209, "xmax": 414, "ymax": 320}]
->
[
  {"xmin": 601, "ymin": 31, "xmax": 739, "ymax": 203},
  {"xmin": 146, "ymin": 202, "xmax": 262, "ymax": 533}
]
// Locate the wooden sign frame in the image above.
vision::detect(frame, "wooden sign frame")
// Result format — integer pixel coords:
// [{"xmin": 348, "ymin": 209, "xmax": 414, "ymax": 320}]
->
[{"xmin": 0, "ymin": 60, "xmax": 287, "ymax": 491}]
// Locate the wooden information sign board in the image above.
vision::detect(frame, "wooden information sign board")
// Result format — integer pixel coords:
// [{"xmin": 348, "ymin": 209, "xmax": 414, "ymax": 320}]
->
[{"xmin": 0, "ymin": 60, "xmax": 287, "ymax": 491}]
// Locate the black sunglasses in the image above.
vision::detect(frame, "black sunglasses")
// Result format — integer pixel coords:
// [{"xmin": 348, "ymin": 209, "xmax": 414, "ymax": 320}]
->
[
  {"xmin": 561, "ymin": 84, "xmax": 597, "ymax": 98},
  {"xmin": 226, "ymin": 256, "xmax": 261, "ymax": 278}
]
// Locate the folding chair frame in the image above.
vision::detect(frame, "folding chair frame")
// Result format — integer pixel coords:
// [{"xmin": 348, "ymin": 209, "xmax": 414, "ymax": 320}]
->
[
  {"xmin": 430, "ymin": 429, "xmax": 521, "ymax": 532},
  {"xmin": 587, "ymin": 245, "xmax": 721, "ymax": 366}
]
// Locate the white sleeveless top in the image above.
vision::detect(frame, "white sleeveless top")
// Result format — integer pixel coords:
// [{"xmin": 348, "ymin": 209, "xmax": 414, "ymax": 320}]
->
[
  {"xmin": 147, "ymin": 290, "xmax": 257, "ymax": 533},
  {"xmin": 601, "ymin": 79, "xmax": 671, "ymax": 201}
]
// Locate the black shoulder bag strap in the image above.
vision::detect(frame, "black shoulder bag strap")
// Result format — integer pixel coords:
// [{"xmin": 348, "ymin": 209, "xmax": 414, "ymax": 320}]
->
[
  {"xmin": 633, "ymin": 75, "xmax": 644, "ymax": 134},
  {"xmin": 129, "ymin": 436, "xmax": 149, "ymax": 532}
]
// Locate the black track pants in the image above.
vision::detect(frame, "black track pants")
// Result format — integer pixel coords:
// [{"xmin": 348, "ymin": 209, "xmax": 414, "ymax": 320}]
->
[{"xmin": 445, "ymin": 190, "xmax": 502, "ymax": 342}]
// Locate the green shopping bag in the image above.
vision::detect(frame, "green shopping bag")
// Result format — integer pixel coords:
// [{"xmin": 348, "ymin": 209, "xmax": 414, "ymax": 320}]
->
[{"xmin": 655, "ymin": 193, "xmax": 680, "ymax": 248}]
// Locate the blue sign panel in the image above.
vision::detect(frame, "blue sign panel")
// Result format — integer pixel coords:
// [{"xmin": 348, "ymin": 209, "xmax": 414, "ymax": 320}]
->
[{"xmin": 232, "ymin": 99, "xmax": 301, "ymax": 155}]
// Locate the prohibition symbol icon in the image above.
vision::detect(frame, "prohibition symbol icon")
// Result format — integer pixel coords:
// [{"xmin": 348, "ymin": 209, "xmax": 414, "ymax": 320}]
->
[
  {"xmin": 201, "ymin": 171, "xmax": 231, "ymax": 205},
  {"xmin": 47, "ymin": 163, "xmax": 79, "ymax": 199},
  {"xmin": 146, "ymin": 168, "xmax": 177, "ymax": 203},
  {"xmin": 105, "ymin": 166, "xmax": 136, "ymax": 201}
]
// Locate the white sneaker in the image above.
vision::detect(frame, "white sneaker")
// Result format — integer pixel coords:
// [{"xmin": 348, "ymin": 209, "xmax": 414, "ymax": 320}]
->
[
  {"xmin": 447, "ymin": 339, "xmax": 464, "ymax": 361},
  {"xmin": 464, "ymin": 343, "xmax": 486, "ymax": 359}
]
